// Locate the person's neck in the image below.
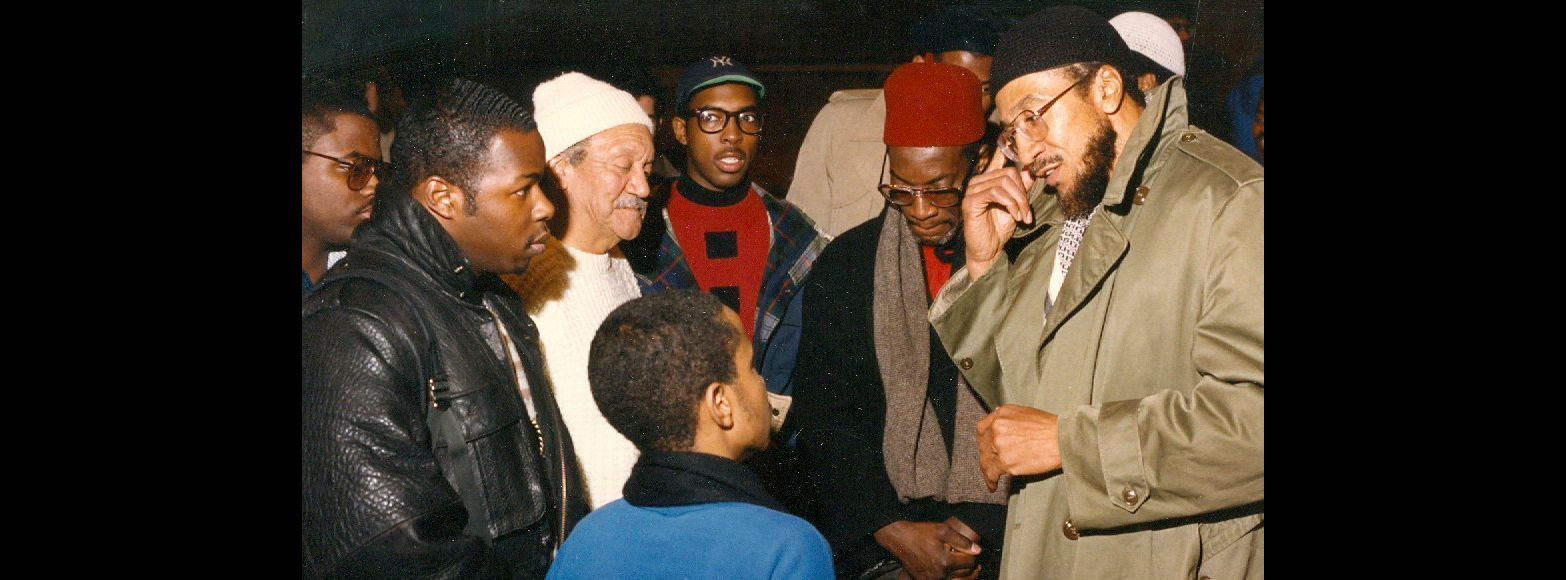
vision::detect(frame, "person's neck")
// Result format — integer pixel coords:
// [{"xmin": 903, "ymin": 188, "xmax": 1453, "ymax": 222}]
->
[
  {"xmin": 1110, "ymin": 101, "xmax": 1146, "ymax": 164},
  {"xmin": 688, "ymin": 429, "xmax": 751, "ymax": 462},
  {"xmin": 560, "ymin": 224, "xmax": 619, "ymax": 255},
  {"xmin": 676, "ymin": 173, "xmax": 749, "ymax": 207},
  {"xmin": 302, "ymin": 237, "xmax": 329, "ymax": 283}
]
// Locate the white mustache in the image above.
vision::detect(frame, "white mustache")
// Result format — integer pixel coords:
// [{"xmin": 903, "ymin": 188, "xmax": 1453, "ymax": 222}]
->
[{"xmin": 613, "ymin": 196, "xmax": 647, "ymax": 211}]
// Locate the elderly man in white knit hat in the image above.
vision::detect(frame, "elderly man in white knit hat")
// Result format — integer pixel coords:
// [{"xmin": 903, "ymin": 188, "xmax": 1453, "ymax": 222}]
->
[
  {"xmin": 1109, "ymin": 11, "xmax": 1186, "ymax": 104},
  {"xmin": 501, "ymin": 71, "xmax": 655, "ymax": 510}
]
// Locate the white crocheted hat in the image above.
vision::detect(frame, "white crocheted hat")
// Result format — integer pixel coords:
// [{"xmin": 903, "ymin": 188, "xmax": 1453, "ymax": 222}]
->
[{"xmin": 1109, "ymin": 11, "xmax": 1185, "ymax": 77}]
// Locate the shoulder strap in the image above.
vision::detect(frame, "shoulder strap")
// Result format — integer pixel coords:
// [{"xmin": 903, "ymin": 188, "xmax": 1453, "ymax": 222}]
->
[{"xmin": 320, "ymin": 267, "xmax": 448, "ymax": 408}]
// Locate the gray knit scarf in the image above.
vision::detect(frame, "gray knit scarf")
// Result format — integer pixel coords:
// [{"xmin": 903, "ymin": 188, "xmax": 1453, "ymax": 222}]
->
[{"xmin": 873, "ymin": 210, "xmax": 1010, "ymax": 505}]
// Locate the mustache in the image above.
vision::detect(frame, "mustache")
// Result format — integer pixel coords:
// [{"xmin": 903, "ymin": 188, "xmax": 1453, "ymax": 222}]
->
[
  {"xmin": 614, "ymin": 195, "xmax": 648, "ymax": 219},
  {"xmin": 1028, "ymin": 153, "xmax": 1062, "ymax": 176},
  {"xmin": 613, "ymin": 196, "xmax": 647, "ymax": 210}
]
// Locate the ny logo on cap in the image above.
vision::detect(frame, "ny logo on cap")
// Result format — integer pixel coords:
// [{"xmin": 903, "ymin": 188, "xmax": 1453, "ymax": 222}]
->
[{"xmin": 709, "ymin": 56, "xmax": 733, "ymax": 67}]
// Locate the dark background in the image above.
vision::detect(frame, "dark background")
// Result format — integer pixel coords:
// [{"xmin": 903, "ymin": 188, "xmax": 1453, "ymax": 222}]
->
[{"xmin": 302, "ymin": 0, "xmax": 1264, "ymax": 195}]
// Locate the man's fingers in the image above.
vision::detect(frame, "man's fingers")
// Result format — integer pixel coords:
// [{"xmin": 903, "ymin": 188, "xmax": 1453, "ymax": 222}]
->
[
  {"xmin": 944, "ymin": 517, "xmax": 979, "ymax": 544},
  {"xmin": 941, "ymin": 524, "xmax": 981, "ymax": 555},
  {"xmin": 979, "ymin": 450, "xmax": 1001, "ymax": 492},
  {"xmin": 968, "ymin": 171, "xmax": 1028, "ymax": 223},
  {"xmin": 977, "ymin": 408, "xmax": 998, "ymax": 431},
  {"xmin": 988, "ymin": 141, "xmax": 1009, "ymax": 174}
]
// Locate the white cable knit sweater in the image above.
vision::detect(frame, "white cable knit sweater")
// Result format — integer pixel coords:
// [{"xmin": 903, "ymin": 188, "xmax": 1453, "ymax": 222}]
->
[{"xmin": 508, "ymin": 238, "xmax": 643, "ymax": 510}]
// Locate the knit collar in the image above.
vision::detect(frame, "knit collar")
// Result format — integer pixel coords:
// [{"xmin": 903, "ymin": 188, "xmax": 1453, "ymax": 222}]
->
[
  {"xmin": 561, "ymin": 241, "xmax": 627, "ymax": 274},
  {"xmin": 622, "ymin": 450, "xmax": 784, "ymax": 512},
  {"xmin": 674, "ymin": 174, "xmax": 750, "ymax": 207}
]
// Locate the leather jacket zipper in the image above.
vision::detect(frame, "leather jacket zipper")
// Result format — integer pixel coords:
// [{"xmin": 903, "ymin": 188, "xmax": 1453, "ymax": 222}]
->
[{"xmin": 483, "ymin": 303, "xmax": 568, "ymax": 557}]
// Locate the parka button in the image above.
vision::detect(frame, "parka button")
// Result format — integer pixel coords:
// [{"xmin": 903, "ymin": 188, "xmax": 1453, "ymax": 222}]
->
[
  {"xmin": 1062, "ymin": 518, "xmax": 1080, "ymax": 540},
  {"xmin": 772, "ymin": 408, "xmax": 780, "ymax": 416},
  {"xmin": 1181, "ymin": 133, "xmax": 1197, "ymax": 142},
  {"xmin": 1132, "ymin": 185, "xmax": 1149, "ymax": 205},
  {"xmin": 1122, "ymin": 486, "xmax": 1139, "ymax": 506},
  {"xmin": 959, "ymin": 358, "xmax": 973, "ymax": 370}
]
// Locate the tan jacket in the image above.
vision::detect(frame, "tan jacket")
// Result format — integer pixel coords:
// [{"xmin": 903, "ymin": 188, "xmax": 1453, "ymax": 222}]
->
[
  {"xmin": 930, "ymin": 78, "xmax": 1264, "ymax": 580},
  {"xmin": 787, "ymin": 89, "xmax": 887, "ymax": 239}
]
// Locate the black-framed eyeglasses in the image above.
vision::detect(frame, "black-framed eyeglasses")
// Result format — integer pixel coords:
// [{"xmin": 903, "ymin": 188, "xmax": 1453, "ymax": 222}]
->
[
  {"xmin": 688, "ymin": 107, "xmax": 765, "ymax": 135},
  {"xmin": 997, "ymin": 76, "xmax": 1089, "ymax": 164},
  {"xmin": 876, "ymin": 152, "xmax": 966, "ymax": 208},
  {"xmin": 302, "ymin": 149, "xmax": 387, "ymax": 191}
]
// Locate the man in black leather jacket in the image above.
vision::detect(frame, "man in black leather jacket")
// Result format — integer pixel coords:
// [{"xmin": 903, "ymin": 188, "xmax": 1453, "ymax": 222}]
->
[{"xmin": 303, "ymin": 78, "xmax": 588, "ymax": 579}]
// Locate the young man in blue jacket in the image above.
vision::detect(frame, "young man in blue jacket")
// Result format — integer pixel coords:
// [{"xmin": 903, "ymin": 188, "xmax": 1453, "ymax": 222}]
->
[{"xmin": 547, "ymin": 290, "xmax": 832, "ymax": 579}]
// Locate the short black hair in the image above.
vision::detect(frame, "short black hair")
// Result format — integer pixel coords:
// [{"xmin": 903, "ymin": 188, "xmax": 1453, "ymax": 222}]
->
[
  {"xmin": 589, "ymin": 290, "xmax": 741, "ymax": 452},
  {"xmin": 910, "ymin": 5, "xmax": 1005, "ymax": 57},
  {"xmin": 302, "ymin": 76, "xmax": 375, "ymax": 152},
  {"xmin": 382, "ymin": 78, "xmax": 536, "ymax": 212}
]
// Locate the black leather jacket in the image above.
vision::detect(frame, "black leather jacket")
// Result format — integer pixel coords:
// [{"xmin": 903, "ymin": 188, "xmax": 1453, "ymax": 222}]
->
[{"xmin": 303, "ymin": 191, "xmax": 587, "ymax": 579}]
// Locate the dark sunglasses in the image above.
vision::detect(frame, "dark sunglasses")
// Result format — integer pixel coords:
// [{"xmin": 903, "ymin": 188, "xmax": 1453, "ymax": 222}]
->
[
  {"xmin": 876, "ymin": 153, "xmax": 965, "ymax": 208},
  {"xmin": 302, "ymin": 150, "xmax": 387, "ymax": 191}
]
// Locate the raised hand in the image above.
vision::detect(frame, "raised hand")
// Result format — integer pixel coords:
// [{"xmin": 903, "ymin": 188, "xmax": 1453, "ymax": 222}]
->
[{"xmin": 961, "ymin": 145, "xmax": 1034, "ymax": 279}]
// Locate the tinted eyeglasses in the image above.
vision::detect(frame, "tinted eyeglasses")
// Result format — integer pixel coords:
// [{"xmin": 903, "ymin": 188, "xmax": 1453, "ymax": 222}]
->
[
  {"xmin": 302, "ymin": 150, "xmax": 387, "ymax": 191},
  {"xmin": 997, "ymin": 76, "xmax": 1089, "ymax": 164},
  {"xmin": 876, "ymin": 153, "xmax": 965, "ymax": 208},
  {"xmin": 688, "ymin": 107, "xmax": 765, "ymax": 135}
]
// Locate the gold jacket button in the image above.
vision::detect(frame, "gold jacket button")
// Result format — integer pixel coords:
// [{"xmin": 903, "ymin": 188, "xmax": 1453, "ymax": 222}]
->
[
  {"xmin": 1133, "ymin": 185, "xmax": 1149, "ymax": 205},
  {"xmin": 959, "ymin": 358, "xmax": 973, "ymax": 370},
  {"xmin": 1122, "ymin": 486, "xmax": 1139, "ymax": 506},
  {"xmin": 1062, "ymin": 518, "xmax": 1080, "ymax": 540},
  {"xmin": 1181, "ymin": 133, "xmax": 1197, "ymax": 142}
]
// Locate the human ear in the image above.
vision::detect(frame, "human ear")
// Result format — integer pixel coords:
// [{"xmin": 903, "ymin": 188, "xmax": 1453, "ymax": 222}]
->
[
  {"xmin": 1097, "ymin": 66, "xmax": 1126, "ymax": 114},
  {"xmin": 416, "ymin": 176, "xmax": 460, "ymax": 220},
  {"xmin": 548, "ymin": 156, "xmax": 573, "ymax": 191},
  {"xmin": 703, "ymin": 382, "xmax": 736, "ymax": 430},
  {"xmin": 672, "ymin": 116, "xmax": 690, "ymax": 146},
  {"xmin": 1137, "ymin": 72, "xmax": 1158, "ymax": 93}
]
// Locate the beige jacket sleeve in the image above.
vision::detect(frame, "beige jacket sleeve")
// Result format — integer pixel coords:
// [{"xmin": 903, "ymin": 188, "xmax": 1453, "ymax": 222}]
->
[
  {"xmin": 788, "ymin": 100, "xmax": 844, "ymax": 233},
  {"xmin": 929, "ymin": 256, "xmax": 1013, "ymax": 408}
]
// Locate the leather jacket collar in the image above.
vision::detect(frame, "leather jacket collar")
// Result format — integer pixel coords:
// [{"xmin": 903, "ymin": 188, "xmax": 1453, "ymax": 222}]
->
[{"xmin": 350, "ymin": 190, "xmax": 480, "ymax": 304}]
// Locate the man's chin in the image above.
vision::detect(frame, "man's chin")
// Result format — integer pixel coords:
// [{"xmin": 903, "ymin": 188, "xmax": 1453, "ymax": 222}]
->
[{"xmin": 911, "ymin": 226, "xmax": 959, "ymax": 247}]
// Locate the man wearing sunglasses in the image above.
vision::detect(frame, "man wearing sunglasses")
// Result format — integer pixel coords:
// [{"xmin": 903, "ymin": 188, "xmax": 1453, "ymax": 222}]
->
[
  {"xmin": 791, "ymin": 62, "xmax": 1008, "ymax": 580},
  {"xmin": 301, "ymin": 78, "xmax": 383, "ymax": 295},
  {"xmin": 931, "ymin": 6, "xmax": 1264, "ymax": 580},
  {"xmin": 789, "ymin": 5, "xmax": 1005, "ymax": 239},
  {"xmin": 303, "ymin": 79, "xmax": 588, "ymax": 578}
]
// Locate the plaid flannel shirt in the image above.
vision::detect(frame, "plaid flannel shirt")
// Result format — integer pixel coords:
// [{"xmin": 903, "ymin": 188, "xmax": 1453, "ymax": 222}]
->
[{"xmin": 638, "ymin": 183, "xmax": 828, "ymax": 389}]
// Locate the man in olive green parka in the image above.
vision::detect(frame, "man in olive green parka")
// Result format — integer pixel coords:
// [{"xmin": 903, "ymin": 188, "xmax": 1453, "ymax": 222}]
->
[{"xmin": 930, "ymin": 6, "xmax": 1263, "ymax": 580}]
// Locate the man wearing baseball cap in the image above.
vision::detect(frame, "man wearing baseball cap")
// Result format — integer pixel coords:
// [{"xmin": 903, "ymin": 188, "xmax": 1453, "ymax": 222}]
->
[
  {"xmin": 503, "ymin": 71, "xmax": 656, "ymax": 511},
  {"xmin": 931, "ymin": 5, "xmax": 1264, "ymax": 579},
  {"xmin": 631, "ymin": 56, "xmax": 828, "ymax": 515},
  {"xmin": 635, "ymin": 55, "xmax": 827, "ymax": 438},
  {"xmin": 791, "ymin": 61, "xmax": 1010, "ymax": 580}
]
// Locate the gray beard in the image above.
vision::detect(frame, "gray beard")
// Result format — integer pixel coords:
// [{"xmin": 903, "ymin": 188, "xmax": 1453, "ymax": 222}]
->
[{"xmin": 917, "ymin": 226, "xmax": 960, "ymax": 248}]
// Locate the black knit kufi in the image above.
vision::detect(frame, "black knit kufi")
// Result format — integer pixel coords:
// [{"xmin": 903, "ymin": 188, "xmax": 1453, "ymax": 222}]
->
[{"xmin": 990, "ymin": 5, "xmax": 1134, "ymax": 96}]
